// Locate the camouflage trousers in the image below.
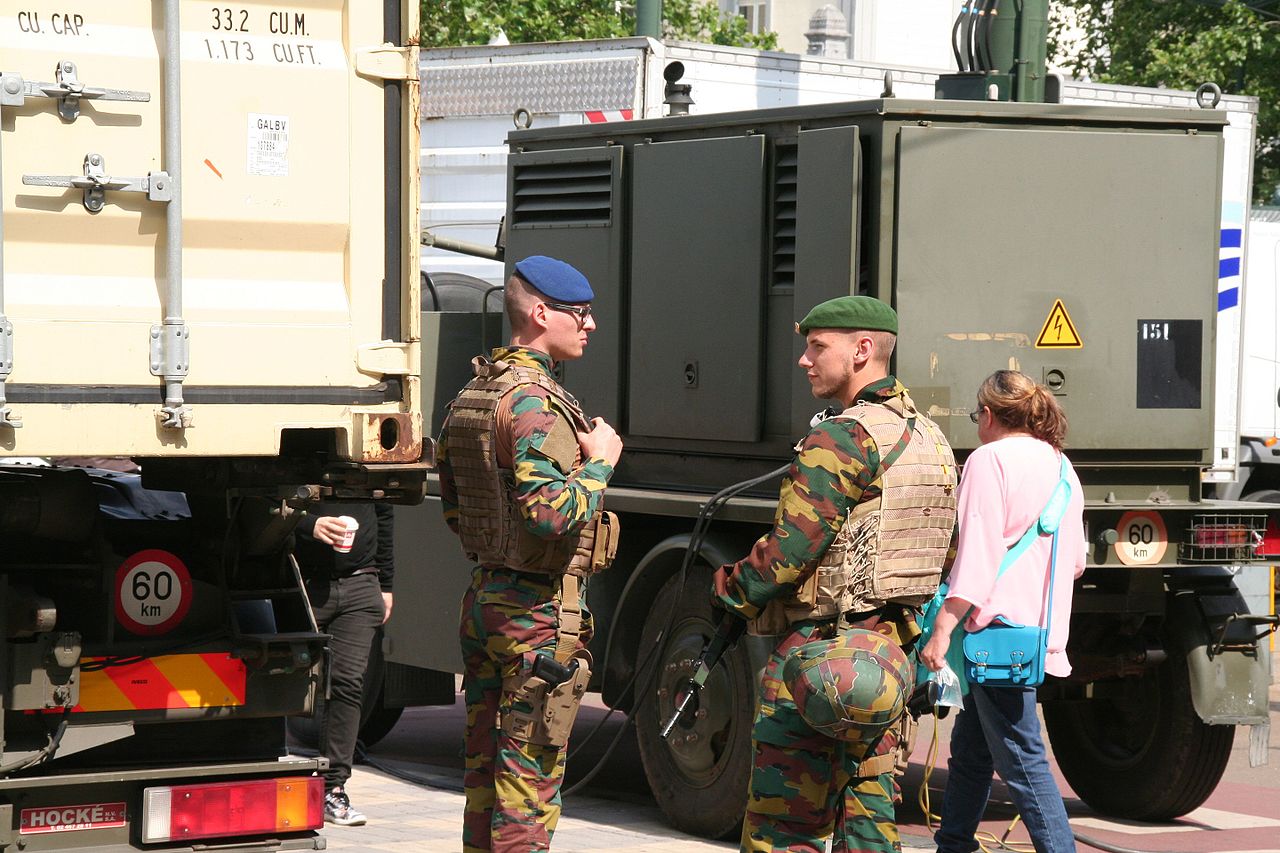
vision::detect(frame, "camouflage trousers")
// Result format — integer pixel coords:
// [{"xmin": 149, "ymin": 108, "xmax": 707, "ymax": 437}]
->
[
  {"xmin": 459, "ymin": 567, "xmax": 592, "ymax": 853},
  {"xmin": 741, "ymin": 617, "xmax": 913, "ymax": 853}
]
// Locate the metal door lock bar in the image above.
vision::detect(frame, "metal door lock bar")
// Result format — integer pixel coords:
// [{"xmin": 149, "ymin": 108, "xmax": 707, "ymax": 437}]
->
[
  {"xmin": 22, "ymin": 154, "xmax": 172, "ymax": 213},
  {"xmin": 0, "ymin": 61, "xmax": 150, "ymax": 121}
]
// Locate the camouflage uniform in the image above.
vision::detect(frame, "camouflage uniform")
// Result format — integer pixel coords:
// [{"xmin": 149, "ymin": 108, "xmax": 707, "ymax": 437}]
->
[
  {"xmin": 438, "ymin": 346, "xmax": 614, "ymax": 853},
  {"xmin": 713, "ymin": 376, "xmax": 922, "ymax": 853}
]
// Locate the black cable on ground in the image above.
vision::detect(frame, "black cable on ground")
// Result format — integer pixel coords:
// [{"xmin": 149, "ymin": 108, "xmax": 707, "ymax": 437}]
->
[
  {"xmin": 1073, "ymin": 832, "xmax": 1180, "ymax": 853},
  {"xmin": 561, "ymin": 462, "xmax": 789, "ymax": 797}
]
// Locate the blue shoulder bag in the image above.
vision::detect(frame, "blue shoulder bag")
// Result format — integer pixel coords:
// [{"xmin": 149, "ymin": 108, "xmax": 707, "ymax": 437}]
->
[{"xmin": 960, "ymin": 456, "xmax": 1072, "ymax": 688}]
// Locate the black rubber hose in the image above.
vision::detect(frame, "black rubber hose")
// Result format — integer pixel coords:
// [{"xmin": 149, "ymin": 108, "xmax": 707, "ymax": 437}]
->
[
  {"xmin": 1073, "ymin": 831, "xmax": 1181, "ymax": 853},
  {"xmin": 963, "ymin": 1, "xmax": 979, "ymax": 71},
  {"xmin": 950, "ymin": 4, "xmax": 966, "ymax": 70},
  {"xmin": 975, "ymin": 0, "xmax": 993, "ymax": 72},
  {"xmin": 985, "ymin": 0, "xmax": 1000, "ymax": 75},
  {"xmin": 423, "ymin": 272, "xmax": 441, "ymax": 312},
  {"xmin": 561, "ymin": 462, "xmax": 789, "ymax": 798}
]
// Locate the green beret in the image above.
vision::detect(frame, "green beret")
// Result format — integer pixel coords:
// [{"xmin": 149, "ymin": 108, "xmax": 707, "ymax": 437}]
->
[{"xmin": 797, "ymin": 295, "xmax": 898, "ymax": 335}]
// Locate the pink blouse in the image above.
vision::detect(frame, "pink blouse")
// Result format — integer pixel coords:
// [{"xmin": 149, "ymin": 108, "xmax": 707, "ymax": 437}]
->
[{"xmin": 945, "ymin": 436, "xmax": 1087, "ymax": 677}]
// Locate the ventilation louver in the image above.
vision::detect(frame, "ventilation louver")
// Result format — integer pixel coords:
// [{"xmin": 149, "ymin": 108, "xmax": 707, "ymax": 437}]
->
[
  {"xmin": 772, "ymin": 144, "xmax": 798, "ymax": 288},
  {"xmin": 511, "ymin": 160, "xmax": 613, "ymax": 228}
]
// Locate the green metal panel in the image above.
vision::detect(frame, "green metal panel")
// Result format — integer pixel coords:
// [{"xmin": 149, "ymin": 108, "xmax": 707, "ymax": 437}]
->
[
  {"xmin": 389, "ymin": 496, "xmax": 470, "ymax": 673},
  {"xmin": 627, "ymin": 135, "xmax": 767, "ymax": 441},
  {"xmin": 792, "ymin": 125, "xmax": 861, "ymax": 433},
  {"xmin": 892, "ymin": 124, "xmax": 1222, "ymax": 454},
  {"xmin": 504, "ymin": 145, "xmax": 626, "ymax": 426}
]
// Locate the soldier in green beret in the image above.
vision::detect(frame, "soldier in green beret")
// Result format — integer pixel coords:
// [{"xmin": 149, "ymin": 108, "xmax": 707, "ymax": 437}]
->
[{"xmin": 712, "ymin": 295, "xmax": 958, "ymax": 852}]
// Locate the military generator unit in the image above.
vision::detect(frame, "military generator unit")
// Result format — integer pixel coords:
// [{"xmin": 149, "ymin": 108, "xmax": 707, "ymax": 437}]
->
[
  {"xmin": 0, "ymin": 1, "xmax": 426, "ymax": 849},
  {"xmin": 405, "ymin": 24, "xmax": 1280, "ymax": 844}
]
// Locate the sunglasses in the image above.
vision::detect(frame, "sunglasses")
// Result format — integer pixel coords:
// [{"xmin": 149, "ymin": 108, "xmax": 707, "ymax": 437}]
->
[
  {"xmin": 543, "ymin": 301, "xmax": 593, "ymax": 321},
  {"xmin": 969, "ymin": 407, "xmax": 983, "ymax": 424}
]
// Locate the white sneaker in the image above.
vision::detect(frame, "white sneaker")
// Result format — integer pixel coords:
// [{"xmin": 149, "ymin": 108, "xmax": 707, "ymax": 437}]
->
[{"xmin": 323, "ymin": 788, "xmax": 367, "ymax": 826}]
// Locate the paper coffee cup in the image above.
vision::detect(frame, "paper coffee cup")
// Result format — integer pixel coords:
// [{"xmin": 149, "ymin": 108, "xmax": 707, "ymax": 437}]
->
[{"xmin": 335, "ymin": 516, "xmax": 359, "ymax": 553}]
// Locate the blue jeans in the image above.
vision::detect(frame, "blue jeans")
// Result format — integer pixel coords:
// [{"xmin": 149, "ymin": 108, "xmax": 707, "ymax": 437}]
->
[{"xmin": 935, "ymin": 684, "xmax": 1075, "ymax": 853}]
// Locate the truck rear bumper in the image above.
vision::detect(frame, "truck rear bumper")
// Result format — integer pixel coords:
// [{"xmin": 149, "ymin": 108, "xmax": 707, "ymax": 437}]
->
[{"xmin": 0, "ymin": 757, "xmax": 325, "ymax": 852}]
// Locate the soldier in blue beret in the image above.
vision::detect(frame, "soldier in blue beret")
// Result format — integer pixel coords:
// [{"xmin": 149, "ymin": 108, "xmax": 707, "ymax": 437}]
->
[{"xmin": 436, "ymin": 255, "xmax": 623, "ymax": 851}]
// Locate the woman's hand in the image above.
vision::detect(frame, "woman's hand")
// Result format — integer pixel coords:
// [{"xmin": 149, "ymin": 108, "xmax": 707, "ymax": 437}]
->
[
  {"xmin": 920, "ymin": 596, "xmax": 970, "ymax": 672},
  {"xmin": 920, "ymin": 630, "xmax": 952, "ymax": 672}
]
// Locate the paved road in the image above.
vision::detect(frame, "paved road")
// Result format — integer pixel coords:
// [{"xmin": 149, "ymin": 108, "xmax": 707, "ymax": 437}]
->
[{"xmin": 316, "ymin": 650, "xmax": 1280, "ymax": 852}]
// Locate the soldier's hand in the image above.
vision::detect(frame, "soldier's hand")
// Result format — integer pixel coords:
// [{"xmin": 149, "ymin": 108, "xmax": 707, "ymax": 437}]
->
[{"xmin": 578, "ymin": 417, "xmax": 623, "ymax": 467}]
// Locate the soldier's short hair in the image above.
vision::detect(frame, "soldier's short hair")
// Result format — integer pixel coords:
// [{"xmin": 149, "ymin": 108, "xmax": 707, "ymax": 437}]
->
[
  {"xmin": 504, "ymin": 274, "xmax": 540, "ymax": 333},
  {"xmin": 867, "ymin": 331, "xmax": 897, "ymax": 364}
]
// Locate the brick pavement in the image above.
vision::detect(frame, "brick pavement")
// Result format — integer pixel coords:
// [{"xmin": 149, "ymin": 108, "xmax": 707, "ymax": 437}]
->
[{"xmin": 321, "ymin": 760, "xmax": 934, "ymax": 851}]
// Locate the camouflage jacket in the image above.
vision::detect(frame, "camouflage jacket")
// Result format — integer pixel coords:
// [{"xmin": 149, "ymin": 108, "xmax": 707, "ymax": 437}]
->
[
  {"xmin": 713, "ymin": 376, "xmax": 909, "ymax": 620},
  {"xmin": 437, "ymin": 346, "xmax": 614, "ymax": 546}
]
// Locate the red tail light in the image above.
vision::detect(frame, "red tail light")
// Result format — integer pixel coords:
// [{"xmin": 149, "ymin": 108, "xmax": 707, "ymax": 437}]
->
[
  {"xmin": 141, "ymin": 776, "xmax": 322, "ymax": 843},
  {"xmin": 1258, "ymin": 514, "xmax": 1280, "ymax": 558}
]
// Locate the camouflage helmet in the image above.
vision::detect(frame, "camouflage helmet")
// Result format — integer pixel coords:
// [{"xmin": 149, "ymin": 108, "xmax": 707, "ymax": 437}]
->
[{"xmin": 783, "ymin": 628, "xmax": 912, "ymax": 742}]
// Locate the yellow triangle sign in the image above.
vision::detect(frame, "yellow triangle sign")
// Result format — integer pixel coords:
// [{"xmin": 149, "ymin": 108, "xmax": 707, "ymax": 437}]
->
[{"xmin": 1035, "ymin": 299, "xmax": 1083, "ymax": 349}]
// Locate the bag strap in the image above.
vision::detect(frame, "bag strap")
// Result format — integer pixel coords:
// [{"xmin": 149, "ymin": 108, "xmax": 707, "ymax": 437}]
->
[
  {"xmin": 993, "ymin": 455, "xmax": 1071, "ymax": 582},
  {"xmin": 991, "ymin": 455, "xmax": 1069, "ymax": 638}
]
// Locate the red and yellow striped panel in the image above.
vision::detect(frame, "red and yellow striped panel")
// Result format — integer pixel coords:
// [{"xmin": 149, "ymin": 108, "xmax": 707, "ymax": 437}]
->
[{"xmin": 75, "ymin": 653, "xmax": 247, "ymax": 712}]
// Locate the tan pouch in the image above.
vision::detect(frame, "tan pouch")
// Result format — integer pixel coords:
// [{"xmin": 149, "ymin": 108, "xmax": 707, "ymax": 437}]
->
[
  {"xmin": 747, "ymin": 598, "xmax": 791, "ymax": 636},
  {"xmin": 793, "ymin": 569, "xmax": 820, "ymax": 609},
  {"xmin": 499, "ymin": 651, "xmax": 593, "ymax": 748},
  {"xmin": 895, "ymin": 712, "xmax": 917, "ymax": 777},
  {"xmin": 590, "ymin": 511, "xmax": 620, "ymax": 572}
]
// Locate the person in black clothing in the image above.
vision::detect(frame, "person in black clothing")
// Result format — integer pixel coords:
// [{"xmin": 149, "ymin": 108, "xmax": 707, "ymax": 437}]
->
[{"xmin": 295, "ymin": 502, "xmax": 394, "ymax": 827}]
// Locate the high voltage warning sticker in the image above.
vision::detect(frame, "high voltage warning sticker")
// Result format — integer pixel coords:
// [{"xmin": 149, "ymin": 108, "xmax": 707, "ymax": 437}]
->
[{"xmin": 1035, "ymin": 299, "xmax": 1083, "ymax": 349}]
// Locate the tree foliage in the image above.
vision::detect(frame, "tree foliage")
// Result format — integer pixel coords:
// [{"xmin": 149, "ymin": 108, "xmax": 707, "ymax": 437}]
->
[
  {"xmin": 420, "ymin": 0, "xmax": 777, "ymax": 51},
  {"xmin": 1050, "ymin": 0, "xmax": 1280, "ymax": 203}
]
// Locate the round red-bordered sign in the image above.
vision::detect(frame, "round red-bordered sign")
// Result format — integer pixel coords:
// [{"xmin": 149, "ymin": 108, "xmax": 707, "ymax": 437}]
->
[
  {"xmin": 1113, "ymin": 511, "xmax": 1168, "ymax": 566},
  {"xmin": 114, "ymin": 550, "xmax": 193, "ymax": 636}
]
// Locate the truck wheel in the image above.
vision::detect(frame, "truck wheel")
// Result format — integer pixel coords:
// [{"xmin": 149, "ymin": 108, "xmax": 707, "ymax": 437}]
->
[
  {"xmin": 1043, "ymin": 655, "xmax": 1233, "ymax": 820},
  {"xmin": 1243, "ymin": 488, "xmax": 1280, "ymax": 503},
  {"xmin": 634, "ymin": 564, "xmax": 754, "ymax": 840}
]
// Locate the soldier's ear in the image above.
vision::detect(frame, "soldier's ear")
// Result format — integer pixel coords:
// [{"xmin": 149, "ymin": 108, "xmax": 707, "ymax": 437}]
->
[
  {"xmin": 530, "ymin": 301, "xmax": 550, "ymax": 331},
  {"xmin": 852, "ymin": 333, "xmax": 875, "ymax": 365}
]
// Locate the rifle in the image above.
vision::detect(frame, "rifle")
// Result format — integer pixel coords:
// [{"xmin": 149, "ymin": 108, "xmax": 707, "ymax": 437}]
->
[{"xmin": 660, "ymin": 611, "xmax": 746, "ymax": 739}]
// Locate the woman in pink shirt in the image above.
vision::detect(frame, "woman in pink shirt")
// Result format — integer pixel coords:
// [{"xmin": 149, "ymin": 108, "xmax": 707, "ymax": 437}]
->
[{"xmin": 920, "ymin": 370, "xmax": 1086, "ymax": 853}]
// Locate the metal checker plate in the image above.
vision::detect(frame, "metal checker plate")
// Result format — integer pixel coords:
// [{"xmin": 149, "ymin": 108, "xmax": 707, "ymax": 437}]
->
[{"xmin": 422, "ymin": 57, "xmax": 642, "ymax": 118}]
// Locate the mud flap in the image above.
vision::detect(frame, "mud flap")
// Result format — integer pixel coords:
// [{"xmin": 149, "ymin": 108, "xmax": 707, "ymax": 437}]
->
[{"xmin": 1166, "ymin": 587, "xmax": 1270, "ymax": 735}]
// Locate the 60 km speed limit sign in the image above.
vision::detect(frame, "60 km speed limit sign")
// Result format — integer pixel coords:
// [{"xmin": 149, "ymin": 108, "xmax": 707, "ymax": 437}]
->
[
  {"xmin": 114, "ymin": 550, "xmax": 193, "ymax": 636},
  {"xmin": 1114, "ymin": 511, "xmax": 1168, "ymax": 566}
]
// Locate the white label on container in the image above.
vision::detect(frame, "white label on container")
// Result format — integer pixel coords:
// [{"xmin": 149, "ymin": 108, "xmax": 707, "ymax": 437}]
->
[{"xmin": 247, "ymin": 113, "xmax": 289, "ymax": 177}]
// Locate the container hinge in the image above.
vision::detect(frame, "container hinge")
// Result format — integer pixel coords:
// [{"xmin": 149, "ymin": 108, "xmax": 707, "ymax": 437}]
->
[
  {"xmin": 0, "ymin": 319, "xmax": 19, "ymax": 429},
  {"xmin": 0, "ymin": 61, "xmax": 150, "ymax": 122},
  {"xmin": 150, "ymin": 322, "xmax": 192, "ymax": 429},
  {"xmin": 356, "ymin": 340, "xmax": 415, "ymax": 376},
  {"xmin": 354, "ymin": 44, "xmax": 419, "ymax": 82},
  {"xmin": 22, "ymin": 153, "xmax": 172, "ymax": 214}
]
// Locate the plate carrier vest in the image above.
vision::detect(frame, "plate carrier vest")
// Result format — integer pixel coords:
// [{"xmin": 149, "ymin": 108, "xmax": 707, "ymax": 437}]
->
[
  {"xmin": 445, "ymin": 356, "xmax": 618, "ymax": 578},
  {"xmin": 782, "ymin": 393, "xmax": 957, "ymax": 624}
]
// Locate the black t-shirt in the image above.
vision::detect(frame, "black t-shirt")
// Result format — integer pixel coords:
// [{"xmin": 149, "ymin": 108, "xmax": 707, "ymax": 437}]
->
[{"xmin": 294, "ymin": 501, "xmax": 394, "ymax": 591}]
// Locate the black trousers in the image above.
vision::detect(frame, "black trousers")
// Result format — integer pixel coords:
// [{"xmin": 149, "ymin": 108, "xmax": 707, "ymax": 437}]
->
[{"xmin": 306, "ymin": 572, "xmax": 384, "ymax": 790}]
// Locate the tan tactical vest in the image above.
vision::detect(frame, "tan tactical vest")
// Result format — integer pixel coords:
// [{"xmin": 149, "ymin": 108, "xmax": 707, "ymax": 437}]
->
[
  {"xmin": 445, "ymin": 356, "xmax": 618, "ymax": 577},
  {"xmin": 782, "ymin": 393, "xmax": 957, "ymax": 624}
]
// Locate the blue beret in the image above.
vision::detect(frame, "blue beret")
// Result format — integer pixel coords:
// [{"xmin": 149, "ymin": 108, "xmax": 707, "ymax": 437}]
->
[{"xmin": 513, "ymin": 256, "xmax": 594, "ymax": 303}]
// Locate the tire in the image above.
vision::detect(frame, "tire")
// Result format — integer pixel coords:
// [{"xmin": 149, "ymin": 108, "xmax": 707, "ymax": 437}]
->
[
  {"xmin": 287, "ymin": 626, "xmax": 404, "ymax": 750},
  {"xmin": 1243, "ymin": 488, "xmax": 1280, "ymax": 504},
  {"xmin": 634, "ymin": 563, "xmax": 755, "ymax": 840},
  {"xmin": 1043, "ymin": 655, "xmax": 1233, "ymax": 821},
  {"xmin": 422, "ymin": 271, "xmax": 503, "ymax": 312}
]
